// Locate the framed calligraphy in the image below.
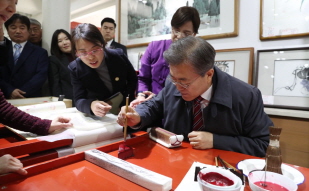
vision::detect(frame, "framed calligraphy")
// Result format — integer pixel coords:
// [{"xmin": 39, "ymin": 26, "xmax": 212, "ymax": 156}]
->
[{"xmin": 260, "ymin": 0, "xmax": 309, "ymax": 40}]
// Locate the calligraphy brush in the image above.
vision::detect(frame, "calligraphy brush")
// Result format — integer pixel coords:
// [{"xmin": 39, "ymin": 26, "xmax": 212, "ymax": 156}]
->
[
  {"xmin": 215, "ymin": 156, "xmax": 218, "ymax": 167},
  {"xmin": 124, "ymin": 96, "xmax": 129, "ymax": 142},
  {"xmin": 117, "ymin": 95, "xmax": 134, "ymax": 160},
  {"xmin": 217, "ymin": 156, "xmax": 228, "ymax": 169},
  {"xmin": 220, "ymin": 158, "xmax": 238, "ymax": 171},
  {"xmin": 217, "ymin": 156, "xmax": 245, "ymax": 185}
]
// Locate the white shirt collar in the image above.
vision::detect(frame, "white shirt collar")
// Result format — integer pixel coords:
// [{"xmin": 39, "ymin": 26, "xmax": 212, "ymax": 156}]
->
[
  {"xmin": 105, "ymin": 39, "xmax": 113, "ymax": 48},
  {"xmin": 200, "ymin": 85, "xmax": 213, "ymax": 101},
  {"xmin": 12, "ymin": 41, "xmax": 27, "ymax": 53}
]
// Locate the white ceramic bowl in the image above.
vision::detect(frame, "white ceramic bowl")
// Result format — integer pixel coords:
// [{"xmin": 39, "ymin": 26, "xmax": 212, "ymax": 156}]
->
[
  {"xmin": 248, "ymin": 171, "xmax": 298, "ymax": 191},
  {"xmin": 197, "ymin": 167, "xmax": 242, "ymax": 191}
]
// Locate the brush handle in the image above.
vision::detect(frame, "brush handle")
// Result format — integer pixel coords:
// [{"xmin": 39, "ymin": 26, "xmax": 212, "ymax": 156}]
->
[{"xmin": 124, "ymin": 96, "xmax": 129, "ymax": 141}]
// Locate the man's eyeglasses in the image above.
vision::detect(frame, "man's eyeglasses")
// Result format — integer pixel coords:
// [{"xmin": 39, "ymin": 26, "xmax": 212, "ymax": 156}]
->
[
  {"xmin": 172, "ymin": 29, "xmax": 195, "ymax": 38},
  {"xmin": 168, "ymin": 75, "xmax": 200, "ymax": 89},
  {"xmin": 29, "ymin": 28, "xmax": 40, "ymax": 33},
  {"xmin": 76, "ymin": 48, "xmax": 103, "ymax": 58}
]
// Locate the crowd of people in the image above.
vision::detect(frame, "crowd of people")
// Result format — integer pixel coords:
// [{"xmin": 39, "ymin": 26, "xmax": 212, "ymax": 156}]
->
[
  {"xmin": 0, "ymin": 0, "xmax": 137, "ymax": 175},
  {"xmin": 0, "ymin": 0, "xmax": 272, "ymax": 176},
  {"xmin": 0, "ymin": 0, "xmax": 73, "ymax": 175}
]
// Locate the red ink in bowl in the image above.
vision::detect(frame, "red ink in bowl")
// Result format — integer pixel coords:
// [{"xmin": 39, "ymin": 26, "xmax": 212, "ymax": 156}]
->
[
  {"xmin": 200, "ymin": 172, "xmax": 234, "ymax": 186},
  {"xmin": 197, "ymin": 167, "xmax": 242, "ymax": 191},
  {"xmin": 254, "ymin": 181, "xmax": 289, "ymax": 191},
  {"xmin": 248, "ymin": 171, "xmax": 297, "ymax": 191}
]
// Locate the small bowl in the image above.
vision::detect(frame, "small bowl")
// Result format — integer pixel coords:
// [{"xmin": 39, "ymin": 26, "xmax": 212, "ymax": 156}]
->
[
  {"xmin": 248, "ymin": 171, "xmax": 298, "ymax": 191},
  {"xmin": 197, "ymin": 167, "xmax": 242, "ymax": 191}
]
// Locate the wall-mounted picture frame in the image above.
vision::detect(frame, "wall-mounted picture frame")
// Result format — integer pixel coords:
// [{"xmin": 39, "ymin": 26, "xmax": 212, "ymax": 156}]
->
[
  {"xmin": 214, "ymin": 60, "xmax": 235, "ymax": 77},
  {"xmin": 260, "ymin": 0, "xmax": 309, "ymax": 40},
  {"xmin": 215, "ymin": 47, "xmax": 254, "ymax": 84},
  {"xmin": 119, "ymin": 0, "xmax": 239, "ymax": 48},
  {"xmin": 255, "ymin": 47, "xmax": 309, "ymax": 110}
]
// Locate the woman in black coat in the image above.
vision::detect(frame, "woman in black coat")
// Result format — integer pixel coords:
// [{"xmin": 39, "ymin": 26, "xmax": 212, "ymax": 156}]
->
[
  {"xmin": 68, "ymin": 23, "xmax": 137, "ymax": 117},
  {"xmin": 49, "ymin": 29, "xmax": 75, "ymax": 100}
]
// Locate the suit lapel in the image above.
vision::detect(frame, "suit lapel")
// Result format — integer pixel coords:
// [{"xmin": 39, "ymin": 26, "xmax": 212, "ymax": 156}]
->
[
  {"xmin": 13, "ymin": 42, "xmax": 34, "ymax": 73},
  {"xmin": 110, "ymin": 40, "xmax": 116, "ymax": 49}
]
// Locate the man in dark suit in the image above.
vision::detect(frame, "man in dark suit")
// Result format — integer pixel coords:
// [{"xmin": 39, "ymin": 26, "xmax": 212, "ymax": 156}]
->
[
  {"xmin": 0, "ymin": 14, "xmax": 48, "ymax": 99},
  {"xmin": 100, "ymin": 17, "xmax": 127, "ymax": 56}
]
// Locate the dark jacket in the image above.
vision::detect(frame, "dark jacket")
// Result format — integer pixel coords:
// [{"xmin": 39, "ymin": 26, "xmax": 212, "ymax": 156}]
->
[
  {"xmin": 68, "ymin": 49, "xmax": 137, "ymax": 115},
  {"xmin": 110, "ymin": 40, "xmax": 127, "ymax": 56},
  {"xmin": 135, "ymin": 67, "xmax": 272, "ymax": 157},
  {"xmin": 0, "ymin": 38, "xmax": 49, "ymax": 98},
  {"xmin": 0, "ymin": 38, "xmax": 9, "ymax": 67},
  {"xmin": 49, "ymin": 55, "xmax": 73, "ymax": 100}
]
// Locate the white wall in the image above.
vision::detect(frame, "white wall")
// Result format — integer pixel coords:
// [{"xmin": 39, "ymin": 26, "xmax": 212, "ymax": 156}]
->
[
  {"xmin": 71, "ymin": 0, "xmax": 117, "ymax": 27},
  {"xmin": 125, "ymin": 0, "xmax": 309, "ymax": 78}
]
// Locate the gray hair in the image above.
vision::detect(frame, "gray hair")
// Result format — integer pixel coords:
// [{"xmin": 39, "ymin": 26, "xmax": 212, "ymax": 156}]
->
[
  {"xmin": 163, "ymin": 36, "xmax": 216, "ymax": 77},
  {"xmin": 29, "ymin": 18, "xmax": 41, "ymax": 27}
]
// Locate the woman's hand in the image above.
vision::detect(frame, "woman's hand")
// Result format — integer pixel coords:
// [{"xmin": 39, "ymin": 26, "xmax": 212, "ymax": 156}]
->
[
  {"xmin": 129, "ymin": 96, "xmax": 146, "ymax": 108},
  {"xmin": 49, "ymin": 116, "xmax": 73, "ymax": 133},
  {"xmin": 0, "ymin": 154, "xmax": 27, "ymax": 175},
  {"xmin": 91, "ymin": 101, "xmax": 112, "ymax": 117},
  {"xmin": 129, "ymin": 91, "xmax": 156, "ymax": 108}
]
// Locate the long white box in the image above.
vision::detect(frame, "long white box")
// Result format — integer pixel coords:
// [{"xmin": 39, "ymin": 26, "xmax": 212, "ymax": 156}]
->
[{"xmin": 85, "ymin": 149, "xmax": 172, "ymax": 191}]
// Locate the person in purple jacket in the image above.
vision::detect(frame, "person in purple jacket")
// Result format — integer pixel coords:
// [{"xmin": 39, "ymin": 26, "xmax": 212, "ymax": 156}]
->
[{"xmin": 130, "ymin": 6, "xmax": 201, "ymax": 107}]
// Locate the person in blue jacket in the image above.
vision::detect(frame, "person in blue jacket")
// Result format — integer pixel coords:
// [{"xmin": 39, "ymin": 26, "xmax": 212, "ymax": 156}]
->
[{"xmin": 117, "ymin": 36, "xmax": 272, "ymax": 157}]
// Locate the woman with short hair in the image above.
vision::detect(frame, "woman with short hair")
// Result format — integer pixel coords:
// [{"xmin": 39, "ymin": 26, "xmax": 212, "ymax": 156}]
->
[
  {"xmin": 69, "ymin": 23, "xmax": 137, "ymax": 117},
  {"xmin": 130, "ymin": 6, "xmax": 201, "ymax": 107}
]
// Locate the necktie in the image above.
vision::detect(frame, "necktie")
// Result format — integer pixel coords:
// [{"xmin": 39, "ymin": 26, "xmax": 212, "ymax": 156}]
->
[
  {"xmin": 193, "ymin": 96, "xmax": 209, "ymax": 131},
  {"xmin": 13, "ymin": 44, "xmax": 22, "ymax": 64}
]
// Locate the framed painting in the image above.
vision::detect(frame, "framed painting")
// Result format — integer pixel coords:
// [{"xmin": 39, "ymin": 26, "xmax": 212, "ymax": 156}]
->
[
  {"xmin": 260, "ymin": 0, "xmax": 309, "ymax": 40},
  {"xmin": 215, "ymin": 47, "xmax": 254, "ymax": 84},
  {"xmin": 214, "ymin": 60, "xmax": 235, "ymax": 76},
  {"xmin": 255, "ymin": 47, "xmax": 309, "ymax": 110},
  {"xmin": 119, "ymin": 0, "xmax": 239, "ymax": 48}
]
